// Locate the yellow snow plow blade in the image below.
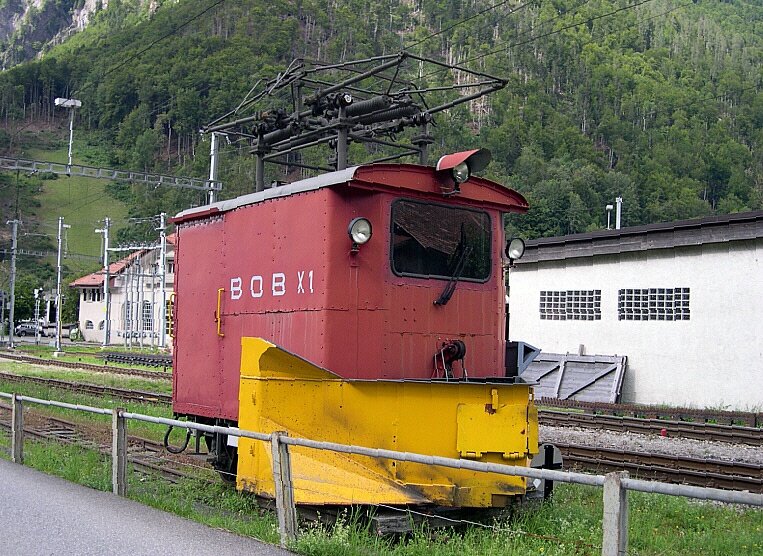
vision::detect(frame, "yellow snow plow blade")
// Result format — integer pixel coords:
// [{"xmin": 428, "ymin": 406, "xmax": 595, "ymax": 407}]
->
[{"xmin": 236, "ymin": 337, "xmax": 539, "ymax": 507}]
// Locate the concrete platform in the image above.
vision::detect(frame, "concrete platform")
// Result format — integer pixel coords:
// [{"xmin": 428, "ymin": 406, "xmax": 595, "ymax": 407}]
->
[{"xmin": 0, "ymin": 458, "xmax": 293, "ymax": 556}]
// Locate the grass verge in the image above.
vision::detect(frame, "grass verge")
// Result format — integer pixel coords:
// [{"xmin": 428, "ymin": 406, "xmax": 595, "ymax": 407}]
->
[
  {"xmin": 0, "ymin": 360, "xmax": 171, "ymax": 395},
  {"xmin": 14, "ymin": 343, "xmax": 172, "ymax": 374},
  {"xmin": 0, "ymin": 374, "xmax": 171, "ymax": 441}
]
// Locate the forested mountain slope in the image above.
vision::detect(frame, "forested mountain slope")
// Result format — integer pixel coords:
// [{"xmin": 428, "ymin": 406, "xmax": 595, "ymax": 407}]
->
[{"xmin": 1, "ymin": 0, "xmax": 762, "ymax": 241}]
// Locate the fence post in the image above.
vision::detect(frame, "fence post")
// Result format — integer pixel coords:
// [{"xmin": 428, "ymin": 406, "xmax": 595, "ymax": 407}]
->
[
  {"xmin": 112, "ymin": 407, "xmax": 127, "ymax": 496},
  {"xmin": 271, "ymin": 431, "xmax": 297, "ymax": 546},
  {"xmin": 602, "ymin": 471, "xmax": 629, "ymax": 556},
  {"xmin": 11, "ymin": 393, "xmax": 23, "ymax": 464}
]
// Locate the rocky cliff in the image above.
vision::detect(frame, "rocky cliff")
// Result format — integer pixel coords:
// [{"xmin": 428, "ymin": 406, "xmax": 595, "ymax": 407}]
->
[{"xmin": 0, "ymin": 0, "xmax": 108, "ymax": 70}]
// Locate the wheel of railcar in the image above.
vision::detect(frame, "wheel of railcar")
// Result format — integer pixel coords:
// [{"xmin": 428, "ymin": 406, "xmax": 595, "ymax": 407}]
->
[{"xmin": 204, "ymin": 434, "xmax": 238, "ymax": 484}]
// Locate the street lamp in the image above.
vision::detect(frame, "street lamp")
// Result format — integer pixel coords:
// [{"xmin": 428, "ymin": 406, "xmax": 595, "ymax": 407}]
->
[
  {"xmin": 606, "ymin": 204, "xmax": 614, "ymax": 230},
  {"xmin": 54, "ymin": 97, "xmax": 82, "ymax": 170}
]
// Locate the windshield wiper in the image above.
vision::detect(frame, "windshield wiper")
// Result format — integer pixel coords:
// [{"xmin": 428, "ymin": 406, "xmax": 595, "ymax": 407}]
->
[{"xmin": 434, "ymin": 239, "xmax": 472, "ymax": 306}]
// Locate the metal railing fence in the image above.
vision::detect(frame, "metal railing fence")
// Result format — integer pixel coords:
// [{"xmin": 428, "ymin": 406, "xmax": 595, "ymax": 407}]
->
[{"xmin": 2, "ymin": 391, "xmax": 761, "ymax": 555}]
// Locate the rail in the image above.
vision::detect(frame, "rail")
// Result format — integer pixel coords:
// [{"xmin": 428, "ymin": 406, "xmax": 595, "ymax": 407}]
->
[{"xmin": 1, "ymin": 390, "xmax": 761, "ymax": 555}]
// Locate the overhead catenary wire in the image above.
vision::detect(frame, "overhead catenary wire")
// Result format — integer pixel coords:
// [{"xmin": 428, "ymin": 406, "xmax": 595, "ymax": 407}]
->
[
  {"xmin": 405, "ymin": 0, "xmax": 535, "ymax": 50},
  {"xmin": 417, "ymin": 0, "xmax": 745, "ymax": 123},
  {"xmin": 414, "ymin": 0, "xmax": 595, "ymax": 82},
  {"xmin": 465, "ymin": 0, "xmax": 667, "ymax": 67}
]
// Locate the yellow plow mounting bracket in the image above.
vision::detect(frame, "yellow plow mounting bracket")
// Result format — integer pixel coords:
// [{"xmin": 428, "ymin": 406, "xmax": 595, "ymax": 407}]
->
[{"xmin": 236, "ymin": 337, "xmax": 539, "ymax": 508}]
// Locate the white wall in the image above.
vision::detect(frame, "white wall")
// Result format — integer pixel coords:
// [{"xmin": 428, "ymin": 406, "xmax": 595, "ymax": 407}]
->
[
  {"xmin": 509, "ymin": 240, "xmax": 763, "ymax": 410},
  {"xmin": 74, "ymin": 248, "xmax": 175, "ymax": 349}
]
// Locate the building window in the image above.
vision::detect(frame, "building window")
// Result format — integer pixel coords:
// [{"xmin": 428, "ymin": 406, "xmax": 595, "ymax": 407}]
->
[
  {"xmin": 85, "ymin": 288, "xmax": 103, "ymax": 302},
  {"xmin": 142, "ymin": 301, "xmax": 153, "ymax": 331},
  {"xmin": 618, "ymin": 288, "xmax": 690, "ymax": 321},
  {"xmin": 85, "ymin": 320, "xmax": 94, "ymax": 330},
  {"xmin": 539, "ymin": 290, "xmax": 601, "ymax": 321},
  {"xmin": 98, "ymin": 320, "xmax": 105, "ymax": 330}
]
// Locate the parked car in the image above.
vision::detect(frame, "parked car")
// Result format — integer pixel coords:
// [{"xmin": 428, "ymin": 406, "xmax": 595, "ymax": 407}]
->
[{"xmin": 14, "ymin": 322, "xmax": 43, "ymax": 337}]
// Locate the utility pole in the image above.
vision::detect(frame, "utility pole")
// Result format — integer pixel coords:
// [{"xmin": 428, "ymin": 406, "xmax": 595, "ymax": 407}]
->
[
  {"xmin": 6, "ymin": 219, "xmax": 20, "ymax": 350},
  {"xmin": 54, "ymin": 216, "xmax": 70, "ymax": 356},
  {"xmin": 208, "ymin": 133, "xmax": 219, "ymax": 204},
  {"xmin": 95, "ymin": 218, "xmax": 111, "ymax": 347},
  {"xmin": 34, "ymin": 288, "xmax": 41, "ymax": 345},
  {"xmin": 0, "ymin": 292, "xmax": 5, "ymax": 344},
  {"xmin": 158, "ymin": 213, "xmax": 168, "ymax": 349}
]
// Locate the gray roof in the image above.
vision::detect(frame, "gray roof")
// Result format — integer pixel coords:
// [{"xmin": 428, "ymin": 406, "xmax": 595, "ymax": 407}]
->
[
  {"xmin": 174, "ymin": 167, "xmax": 359, "ymax": 221},
  {"xmin": 518, "ymin": 210, "xmax": 763, "ymax": 263}
]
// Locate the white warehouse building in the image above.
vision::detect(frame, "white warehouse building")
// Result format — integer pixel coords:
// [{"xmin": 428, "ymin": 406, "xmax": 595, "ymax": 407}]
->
[{"xmin": 509, "ymin": 210, "xmax": 763, "ymax": 411}]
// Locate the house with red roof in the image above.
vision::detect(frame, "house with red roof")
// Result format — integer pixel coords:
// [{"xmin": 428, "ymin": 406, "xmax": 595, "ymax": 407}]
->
[{"xmin": 69, "ymin": 235, "xmax": 175, "ymax": 349}]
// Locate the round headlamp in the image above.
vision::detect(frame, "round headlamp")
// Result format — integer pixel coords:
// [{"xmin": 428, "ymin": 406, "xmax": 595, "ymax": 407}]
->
[
  {"xmin": 348, "ymin": 217, "xmax": 372, "ymax": 245},
  {"xmin": 506, "ymin": 237, "xmax": 526, "ymax": 261},
  {"xmin": 452, "ymin": 161, "xmax": 470, "ymax": 184}
]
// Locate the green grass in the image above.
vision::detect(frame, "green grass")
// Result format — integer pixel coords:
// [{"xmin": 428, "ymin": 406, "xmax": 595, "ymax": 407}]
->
[
  {"xmin": 16, "ymin": 344, "xmax": 172, "ymax": 373},
  {"xmin": 0, "ymin": 372, "xmax": 172, "ymax": 441},
  {"xmin": 14, "ymin": 440, "xmax": 113, "ymax": 491},
  {"xmin": 23, "ymin": 136, "xmax": 128, "ymax": 276},
  {"xmin": 0, "ymin": 360, "xmax": 171, "ymax": 394}
]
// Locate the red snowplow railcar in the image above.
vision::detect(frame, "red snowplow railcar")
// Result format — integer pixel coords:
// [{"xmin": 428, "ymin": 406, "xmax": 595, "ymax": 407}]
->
[{"xmin": 170, "ymin": 154, "xmax": 528, "ymax": 477}]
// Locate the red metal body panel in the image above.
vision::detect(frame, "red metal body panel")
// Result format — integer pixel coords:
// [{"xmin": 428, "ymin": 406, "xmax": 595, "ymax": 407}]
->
[{"xmin": 172, "ymin": 163, "xmax": 527, "ymax": 422}]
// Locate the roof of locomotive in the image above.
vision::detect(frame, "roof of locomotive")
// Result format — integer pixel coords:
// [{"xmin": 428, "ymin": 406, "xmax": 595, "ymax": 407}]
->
[{"xmin": 172, "ymin": 162, "xmax": 528, "ymax": 224}]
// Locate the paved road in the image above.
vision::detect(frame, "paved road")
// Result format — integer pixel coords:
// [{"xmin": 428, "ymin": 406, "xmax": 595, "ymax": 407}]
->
[{"xmin": 0, "ymin": 459, "xmax": 293, "ymax": 556}]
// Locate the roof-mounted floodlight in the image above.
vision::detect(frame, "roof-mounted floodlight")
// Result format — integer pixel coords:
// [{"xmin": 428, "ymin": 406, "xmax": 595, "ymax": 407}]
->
[{"xmin": 436, "ymin": 148, "xmax": 492, "ymax": 193}]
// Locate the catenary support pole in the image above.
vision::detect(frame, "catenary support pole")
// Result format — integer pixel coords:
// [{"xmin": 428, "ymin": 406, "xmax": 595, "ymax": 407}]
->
[
  {"xmin": 54, "ymin": 217, "xmax": 69, "ymax": 356},
  {"xmin": 208, "ymin": 133, "xmax": 219, "ymax": 204},
  {"xmin": 6, "ymin": 219, "xmax": 19, "ymax": 349},
  {"xmin": 158, "ymin": 213, "xmax": 167, "ymax": 349},
  {"xmin": 95, "ymin": 217, "xmax": 111, "ymax": 347}
]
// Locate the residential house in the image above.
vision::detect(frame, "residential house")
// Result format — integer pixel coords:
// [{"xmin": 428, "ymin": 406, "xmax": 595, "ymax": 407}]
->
[{"xmin": 70, "ymin": 235, "xmax": 175, "ymax": 349}]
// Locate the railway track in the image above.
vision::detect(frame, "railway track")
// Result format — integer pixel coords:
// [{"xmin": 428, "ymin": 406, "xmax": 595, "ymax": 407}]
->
[
  {"xmin": 0, "ymin": 371, "xmax": 171, "ymax": 405},
  {"xmin": 539, "ymin": 397, "xmax": 763, "ymax": 427},
  {"xmin": 0, "ymin": 407, "xmax": 208, "ymax": 483},
  {"xmin": 2, "ymin": 353, "xmax": 760, "ymax": 427},
  {"xmin": 557, "ymin": 442, "xmax": 763, "ymax": 493},
  {"xmin": 0, "ymin": 352, "xmax": 171, "ymax": 381},
  {"xmin": 539, "ymin": 410, "xmax": 763, "ymax": 446}
]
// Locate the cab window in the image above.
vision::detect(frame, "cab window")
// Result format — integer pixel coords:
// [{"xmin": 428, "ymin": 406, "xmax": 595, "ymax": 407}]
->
[{"xmin": 391, "ymin": 199, "xmax": 491, "ymax": 281}]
